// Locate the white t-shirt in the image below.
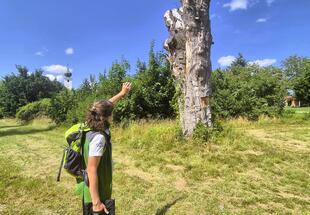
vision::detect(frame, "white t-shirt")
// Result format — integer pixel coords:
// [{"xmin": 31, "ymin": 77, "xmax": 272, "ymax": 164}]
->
[{"xmin": 89, "ymin": 129, "xmax": 110, "ymax": 157}]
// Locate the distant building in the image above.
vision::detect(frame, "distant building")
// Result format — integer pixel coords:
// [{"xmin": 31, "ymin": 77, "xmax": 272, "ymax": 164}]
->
[
  {"xmin": 285, "ymin": 89, "xmax": 300, "ymax": 107},
  {"xmin": 285, "ymin": 96, "xmax": 300, "ymax": 107},
  {"xmin": 64, "ymin": 67, "xmax": 72, "ymax": 90}
]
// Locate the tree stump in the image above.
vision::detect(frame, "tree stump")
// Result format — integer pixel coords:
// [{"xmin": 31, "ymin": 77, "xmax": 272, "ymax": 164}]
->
[{"xmin": 164, "ymin": 0, "xmax": 213, "ymax": 137}]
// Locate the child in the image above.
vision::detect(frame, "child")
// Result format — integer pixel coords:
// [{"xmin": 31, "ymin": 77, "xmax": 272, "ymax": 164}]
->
[{"xmin": 82, "ymin": 82, "xmax": 131, "ymax": 215}]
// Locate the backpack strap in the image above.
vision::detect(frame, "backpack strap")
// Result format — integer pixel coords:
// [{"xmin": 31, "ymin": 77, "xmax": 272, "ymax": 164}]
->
[{"xmin": 101, "ymin": 130, "xmax": 111, "ymax": 144}]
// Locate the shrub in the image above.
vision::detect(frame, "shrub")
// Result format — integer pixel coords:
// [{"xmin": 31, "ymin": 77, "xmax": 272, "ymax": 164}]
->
[
  {"xmin": 49, "ymin": 90, "xmax": 76, "ymax": 124},
  {"xmin": 66, "ymin": 94, "xmax": 97, "ymax": 124},
  {"xmin": 0, "ymin": 66, "xmax": 63, "ymax": 117},
  {"xmin": 211, "ymin": 64, "xmax": 286, "ymax": 120},
  {"xmin": 16, "ymin": 98, "xmax": 51, "ymax": 122},
  {"xmin": 192, "ymin": 120, "xmax": 223, "ymax": 144}
]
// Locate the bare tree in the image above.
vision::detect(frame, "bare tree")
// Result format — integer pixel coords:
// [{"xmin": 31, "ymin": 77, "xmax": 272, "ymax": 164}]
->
[{"xmin": 164, "ymin": 0, "xmax": 213, "ymax": 137}]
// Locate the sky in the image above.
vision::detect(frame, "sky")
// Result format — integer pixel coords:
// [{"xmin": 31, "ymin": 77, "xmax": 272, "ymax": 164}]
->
[{"xmin": 0, "ymin": 0, "xmax": 309, "ymax": 88}]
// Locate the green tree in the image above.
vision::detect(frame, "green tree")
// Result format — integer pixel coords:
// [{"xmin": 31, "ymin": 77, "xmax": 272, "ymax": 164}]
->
[
  {"xmin": 231, "ymin": 53, "xmax": 247, "ymax": 68},
  {"xmin": 49, "ymin": 90, "xmax": 76, "ymax": 124},
  {"xmin": 0, "ymin": 66, "xmax": 63, "ymax": 117},
  {"xmin": 131, "ymin": 43, "xmax": 175, "ymax": 120},
  {"xmin": 212, "ymin": 64, "xmax": 286, "ymax": 120},
  {"xmin": 282, "ymin": 55, "xmax": 309, "ymax": 81},
  {"xmin": 282, "ymin": 56, "xmax": 310, "ymax": 106},
  {"xmin": 97, "ymin": 59, "xmax": 130, "ymax": 99}
]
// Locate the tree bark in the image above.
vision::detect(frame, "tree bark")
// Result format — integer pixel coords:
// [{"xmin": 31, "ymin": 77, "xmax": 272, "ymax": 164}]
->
[{"xmin": 164, "ymin": 0, "xmax": 212, "ymax": 137}]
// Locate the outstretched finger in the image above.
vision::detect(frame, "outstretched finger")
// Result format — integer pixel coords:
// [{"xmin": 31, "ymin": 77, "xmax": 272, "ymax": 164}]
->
[{"xmin": 103, "ymin": 205, "xmax": 109, "ymax": 214}]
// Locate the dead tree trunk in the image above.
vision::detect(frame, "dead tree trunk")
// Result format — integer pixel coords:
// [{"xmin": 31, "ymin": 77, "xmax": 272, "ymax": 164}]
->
[{"xmin": 164, "ymin": 0, "xmax": 213, "ymax": 137}]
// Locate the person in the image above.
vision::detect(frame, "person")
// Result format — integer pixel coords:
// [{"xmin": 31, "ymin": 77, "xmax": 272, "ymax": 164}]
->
[{"xmin": 80, "ymin": 82, "xmax": 132, "ymax": 215}]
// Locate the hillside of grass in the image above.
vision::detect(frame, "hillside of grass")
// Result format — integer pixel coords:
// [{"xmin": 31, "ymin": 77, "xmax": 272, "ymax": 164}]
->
[{"xmin": 0, "ymin": 115, "xmax": 309, "ymax": 214}]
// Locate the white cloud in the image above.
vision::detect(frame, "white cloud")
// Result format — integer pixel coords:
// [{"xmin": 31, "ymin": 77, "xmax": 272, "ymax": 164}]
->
[
  {"xmin": 42, "ymin": 64, "xmax": 73, "ymax": 74},
  {"xmin": 249, "ymin": 59, "xmax": 277, "ymax": 67},
  {"xmin": 223, "ymin": 0, "xmax": 248, "ymax": 11},
  {"xmin": 266, "ymin": 0, "xmax": 275, "ymax": 6},
  {"xmin": 218, "ymin": 55, "xmax": 236, "ymax": 67},
  {"xmin": 65, "ymin": 47, "xmax": 74, "ymax": 55},
  {"xmin": 44, "ymin": 74, "xmax": 64, "ymax": 82},
  {"xmin": 35, "ymin": 51, "xmax": 44, "ymax": 56},
  {"xmin": 35, "ymin": 47, "xmax": 48, "ymax": 57},
  {"xmin": 44, "ymin": 74, "xmax": 56, "ymax": 81},
  {"xmin": 56, "ymin": 75, "xmax": 64, "ymax": 82},
  {"xmin": 256, "ymin": 18, "xmax": 267, "ymax": 23}
]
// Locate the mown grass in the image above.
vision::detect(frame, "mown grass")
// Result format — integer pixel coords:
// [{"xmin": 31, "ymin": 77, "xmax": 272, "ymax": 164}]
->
[{"xmin": 0, "ymin": 114, "xmax": 309, "ymax": 215}]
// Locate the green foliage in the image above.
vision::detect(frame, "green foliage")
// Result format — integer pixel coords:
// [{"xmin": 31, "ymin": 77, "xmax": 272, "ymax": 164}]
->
[
  {"xmin": 212, "ymin": 61, "xmax": 287, "ymax": 120},
  {"xmin": 282, "ymin": 56, "xmax": 310, "ymax": 106},
  {"xmin": 192, "ymin": 121, "xmax": 212, "ymax": 143},
  {"xmin": 16, "ymin": 98, "xmax": 51, "ymax": 122},
  {"xmin": 65, "ymin": 78, "xmax": 98, "ymax": 124},
  {"xmin": 231, "ymin": 53, "xmax": 247, "ymax": 67},
  {"xmin": 49, "ymin": 90, "xmax": 76, "ymax": 124},
  {"xmin": 97, "ymin": 59, "xmax": 130, "ymax": 99},
  {"xmin": 72, "ymin": 42, "xmax": 176, "ymax": 124},
  {"xmin": 10, "ymin": 52, "xmax": 308, "ymax": 128},
  {"xmin": 192, "ymin": 120, "xmax": 223, "ymax": 144},
  {"xmin": 294, "ymin": 68, "xmax": 310, "ymax": 105},
  {"xmin": 66, "ymin": 94, "xmax": 96, "ymax": 125},
  {"xmin": 283, "ymin": 108, "xmax": 296, "ymax": 118},
  {"xmin": 0, "ymin": 66, "xmax": 63, "ymax": 117},
  {"xmin": 109, "ymin": 43, "xmax": 175, "ymax": 123},
  {"xmin": 124, "ymin": 46, "xmax": 175, "ymax": 121},
  {"xmin": 0, "ymin": 81, "xmax": 5, "ymax": 118}
]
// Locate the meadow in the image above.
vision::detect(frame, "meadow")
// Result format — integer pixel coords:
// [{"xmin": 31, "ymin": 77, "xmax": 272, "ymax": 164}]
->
[{"xmin": 0, "ymin": 111, "xmax": 309, "ymax": 214}]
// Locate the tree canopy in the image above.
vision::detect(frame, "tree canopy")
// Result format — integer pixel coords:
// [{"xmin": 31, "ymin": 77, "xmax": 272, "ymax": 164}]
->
[{"xmin": 0, "ymin": 66, "xmax": 64, "ymax": 117}]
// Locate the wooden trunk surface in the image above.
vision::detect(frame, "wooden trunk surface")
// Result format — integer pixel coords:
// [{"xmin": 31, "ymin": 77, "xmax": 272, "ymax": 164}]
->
[{"xmin": 164, "ymin": 0, "xmax": 213, "ymax": 137}]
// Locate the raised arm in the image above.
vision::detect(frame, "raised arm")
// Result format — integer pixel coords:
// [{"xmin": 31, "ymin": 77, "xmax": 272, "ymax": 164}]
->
[{"xmin": 108, "ymin": 82, "xmax": 132, "ymax": 105}]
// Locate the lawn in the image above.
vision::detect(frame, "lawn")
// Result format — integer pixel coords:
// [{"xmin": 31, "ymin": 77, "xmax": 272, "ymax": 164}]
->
[
  {"xmin": 285, "ymin": 107, "xmax": 310, "ymax": 114},
  {"xmin": 0, "ymin": 115, "xmax": 309, "ymax": 214}
]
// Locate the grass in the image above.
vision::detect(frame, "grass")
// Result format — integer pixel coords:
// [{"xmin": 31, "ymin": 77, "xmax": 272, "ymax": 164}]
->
[
  {"xmin": 0, "ymin": 114, "xmax": 309, "ymax": 214},
  {"xmin": 285, "ymin": 107, "xmax": 310, "ymax": 114}
]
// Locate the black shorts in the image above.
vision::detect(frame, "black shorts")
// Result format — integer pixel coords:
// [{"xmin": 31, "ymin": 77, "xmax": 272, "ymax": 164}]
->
[
  {"xmin": 82, "ymin": 201, "xmax": 93, "ymax": 215},
  {"xmin": 82, "ymin": 199, "xmax": 115, "ymax": 215},
  {"xmin": 82, "ymin": 202, "xmax": 108, "ymax": 215}
]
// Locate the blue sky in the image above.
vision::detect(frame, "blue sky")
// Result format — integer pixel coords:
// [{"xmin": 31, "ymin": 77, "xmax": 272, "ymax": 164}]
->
[{"xmin": 0, "ymin": 0, "xmax": 309, "ymax": 88}]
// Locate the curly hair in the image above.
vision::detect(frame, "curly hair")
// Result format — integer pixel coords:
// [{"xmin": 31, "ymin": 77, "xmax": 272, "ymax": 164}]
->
[{"xmin": 86, "ymin": 99, "xmax": 114, "ymax": 131}]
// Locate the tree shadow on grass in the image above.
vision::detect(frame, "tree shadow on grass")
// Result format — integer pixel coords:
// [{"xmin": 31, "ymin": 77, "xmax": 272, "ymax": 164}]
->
[
  {"xmin": 0, "ymin": 124, "xmax": 24, "ymax": 130},
  {"xmin": 155, "ymin": 196, "xmax": 186, "ymax": 215},
  {"xmin": 0, "ymin": 125, "xmax": 57, "ymax": 137}
]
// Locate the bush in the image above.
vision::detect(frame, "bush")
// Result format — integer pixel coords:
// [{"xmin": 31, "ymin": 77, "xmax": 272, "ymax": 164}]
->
[
  {"xmin": 192, "ymin": 120, "xmax": 223, "ymax": 144},
  {"xmin": 0, "ymin": 66, "xmax": 63, "ymax": 117},
  {"xmin": 49, "ymin": 90, "xmax": 76, "ymax": 124},
  {"xmin": 16, "ymin": 98, "xmax": 51, "ymax": 122},
  {"xmin": 66, "ymin": 94, "xmax": 97, "ymax": 124},
  {"xmin": 211, "ymin": 64, "xmax": 286, "ymax": 120}
]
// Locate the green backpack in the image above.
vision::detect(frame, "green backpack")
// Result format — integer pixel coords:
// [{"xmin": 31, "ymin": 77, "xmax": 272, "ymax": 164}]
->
[{"xmin": 57, "ymin": 123, "xmax": 91, "ymax": 182}]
